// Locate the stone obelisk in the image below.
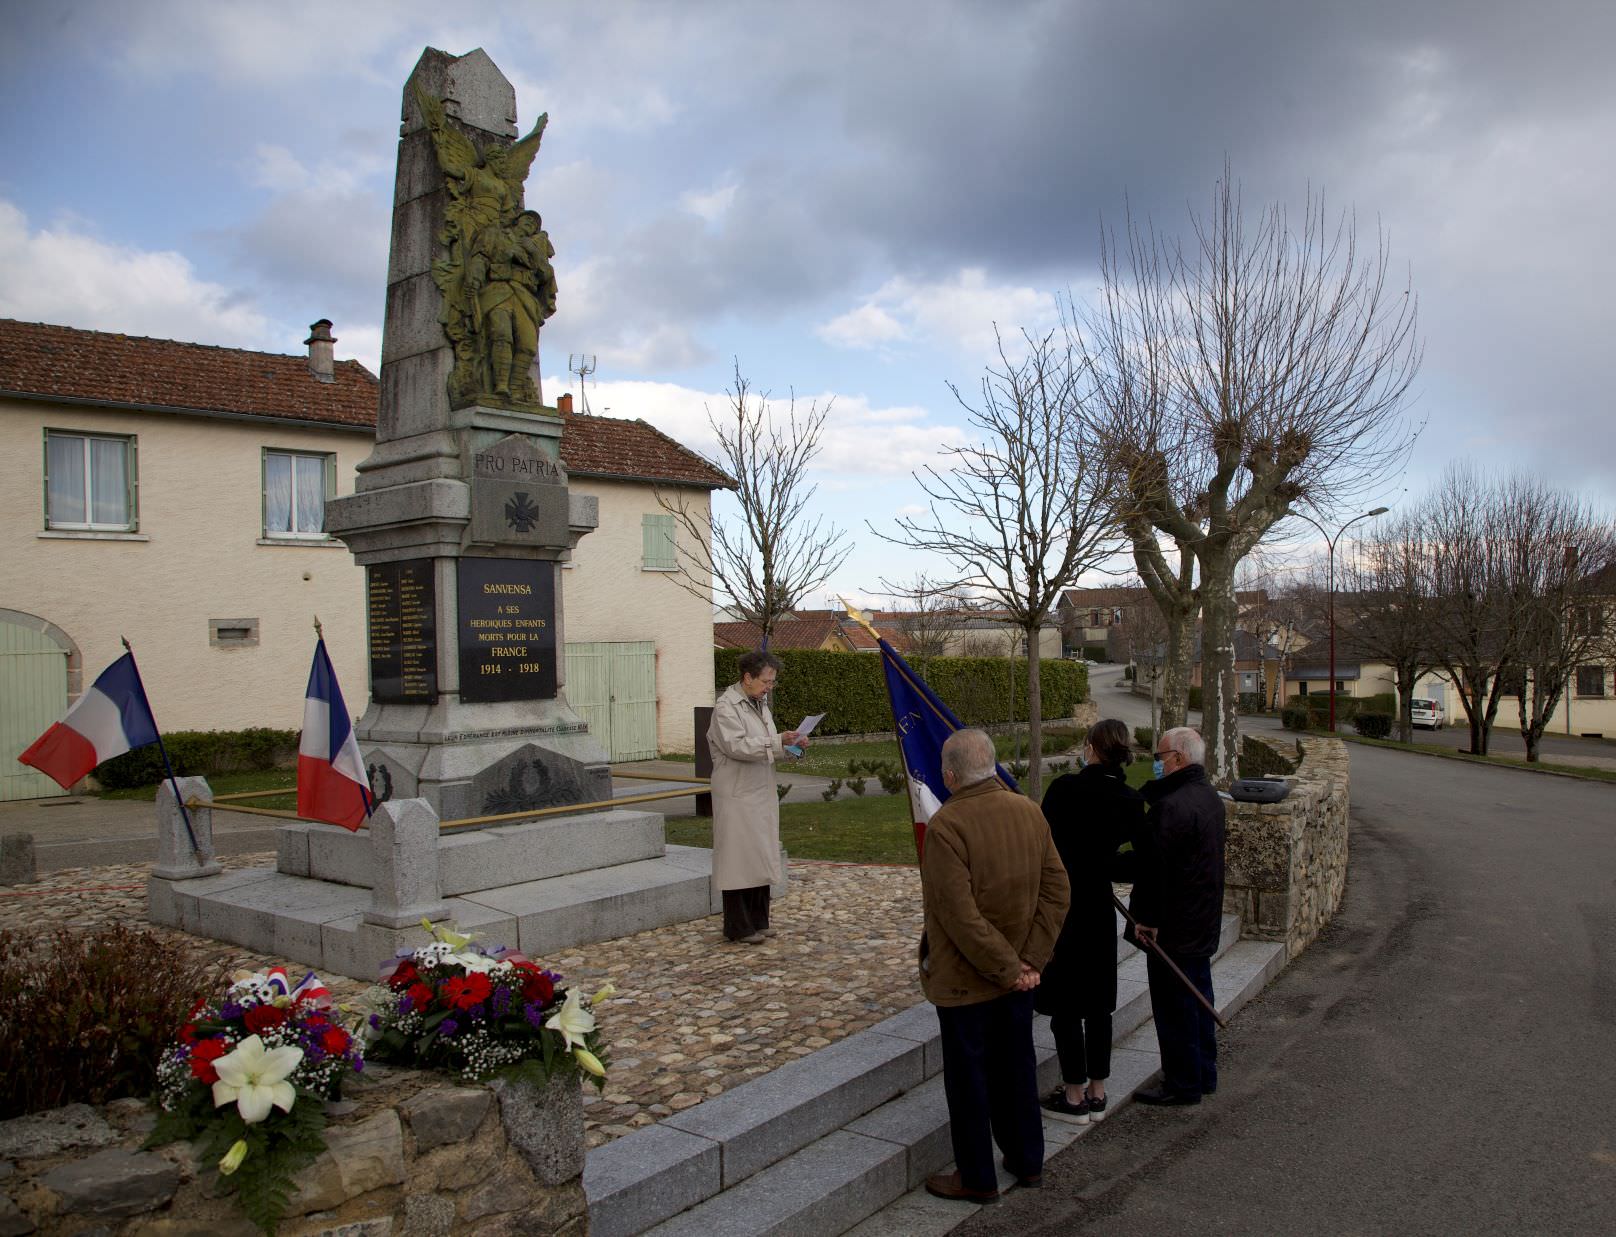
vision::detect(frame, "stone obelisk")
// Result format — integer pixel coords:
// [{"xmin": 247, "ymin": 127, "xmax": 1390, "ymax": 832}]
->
[{"xmin": 326, "ymin": 47, "xmax": 608, "ymax": 822}]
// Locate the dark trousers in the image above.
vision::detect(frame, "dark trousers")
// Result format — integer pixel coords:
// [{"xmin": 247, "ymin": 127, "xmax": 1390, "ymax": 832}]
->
[
  {"xmin": 722, "ymin": 885, "xmax": 770, "ymax": 940},
  {"xmin": 936, "ymin": 990, "xmax": 1043, "ymax": 1192},
  {"xmin": 1051, "ymin": 1008, "xmax": 1113, "ymax": 1086},
  {"xmin": 1146, "ymin": 951, "xmax": 1217, "ymax": 1097}
]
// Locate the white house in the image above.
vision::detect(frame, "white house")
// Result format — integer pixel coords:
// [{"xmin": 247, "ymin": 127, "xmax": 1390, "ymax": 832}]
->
[{"xmin": 0, "ymin": 318, "xmax": 729, "ymax": 801}]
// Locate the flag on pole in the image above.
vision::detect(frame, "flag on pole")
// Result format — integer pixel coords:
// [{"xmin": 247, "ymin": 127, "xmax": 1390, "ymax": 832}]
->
[
  {"xmin": 18, "ymin": 652, "xmax": 161, "ymax": 789},
  {"xmin": 874, "ymin": 635, "xmax": 1019, "ymax": 857},
  {"xmin": 297, "ymin": 637, "xmax": 372, "ymax": 830}
]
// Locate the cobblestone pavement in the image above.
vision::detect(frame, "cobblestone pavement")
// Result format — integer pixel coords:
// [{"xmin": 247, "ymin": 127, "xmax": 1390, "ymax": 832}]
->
[{"xmin": 0, "ymin": 854, "xmax": 926, "ymax": 1149}]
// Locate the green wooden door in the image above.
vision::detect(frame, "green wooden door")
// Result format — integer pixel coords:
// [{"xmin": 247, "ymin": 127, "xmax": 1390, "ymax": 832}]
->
[
  {"xmin": 0, "ymin": 621, "xmax": 70, "ymax": 801},
  {"xmin": 563, "ymin": 641, "xmax": 658, "ymax": 761}
]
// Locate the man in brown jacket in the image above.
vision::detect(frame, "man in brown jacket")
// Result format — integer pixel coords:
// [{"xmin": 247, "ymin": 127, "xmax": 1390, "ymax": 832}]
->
[{"xmin": 920, "ymin": 729, "xmax": 1070, "ymax": 1203}]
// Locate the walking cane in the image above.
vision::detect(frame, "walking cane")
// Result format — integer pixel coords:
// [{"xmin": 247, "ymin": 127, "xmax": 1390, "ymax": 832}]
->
[{"xmin": 1110, "ymin": 892, "xmax": 1227, "ymax": 1029}]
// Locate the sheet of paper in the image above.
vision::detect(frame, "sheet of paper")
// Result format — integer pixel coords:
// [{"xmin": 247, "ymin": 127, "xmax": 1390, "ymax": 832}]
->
[{"xmin": 796, "ymin": 713, "xmax": 826, "ymax": 737}]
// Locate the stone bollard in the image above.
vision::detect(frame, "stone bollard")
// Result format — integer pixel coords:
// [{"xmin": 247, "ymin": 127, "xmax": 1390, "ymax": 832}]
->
[
  {"xmin": 152, "ymin": 777, "xmax": 222, "ymax": 879},
  {"xmin": 0, "ymin": 831, "xmax": 37, "ymax": 885},
  {"xmin": 365, "ymin": 797, "xmax": 450, "ymax": 928}
]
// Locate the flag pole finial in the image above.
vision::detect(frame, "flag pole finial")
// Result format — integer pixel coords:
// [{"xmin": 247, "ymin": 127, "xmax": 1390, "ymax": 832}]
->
[
  {"xmin": 120, "ymin": 635, "xmax": 131, "ymax": 652},
  {"xmin": 313, "ymin": 615, "xmax": 324, "ymax": 640},
  {"xmin": 840, "ymin": 596, "xmax": 882, "ymax": 642}
]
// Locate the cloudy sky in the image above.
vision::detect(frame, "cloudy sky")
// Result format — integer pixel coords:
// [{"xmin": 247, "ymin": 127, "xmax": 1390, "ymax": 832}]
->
[{"xmin": 2, "ymin": 0, "xmax": 1612, "ymax": 605}]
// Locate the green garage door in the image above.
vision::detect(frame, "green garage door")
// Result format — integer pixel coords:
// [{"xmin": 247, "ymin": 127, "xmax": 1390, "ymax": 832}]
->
[
  {"xmin": 564, "ymin": 641, "xmax": 658, "ymax": 761},
  {"xmin": 1, "ymin": 621, "xmax": 70, "ymax": 802}
]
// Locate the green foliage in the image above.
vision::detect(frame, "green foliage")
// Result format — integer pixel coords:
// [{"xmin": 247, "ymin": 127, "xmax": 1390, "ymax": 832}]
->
[
  {"xmin": 1240, "ymin": 735, "xmax": 1299, "ymax": 777},
  {"xmin": 0, "ymin": 925, "xmax": 225, "ymax": 1116},
  {"xmin": 1282, "ymin": 705, "xmax": 1312, "ymax": 731},
  {"xmin": 1082, "ymin": 644, "xmax": 1107, "ymax": 662},
  {"xmin": 1134, "ymin": 726, "xmax": 1155, "ymax": 751},
  {"xmin": 821, "ymin": 778, "xmax": 843, "ymax": 802},
  {"xmin": 1236, "ymin": 692, "xmax": 1268, "ymax": 715},
  {"xmin": 714, "ymin": 648, "xmax": 1088, "ymax": 735},
  {"xmin": 775, "ymin": 783, "xmax": 791, "ymax": 800},
  {"xmin": 95, "ymin": 727, "xmax": 299, "ymax": 790},
  {"xmin": 147, "ymin": 1088, "xmax": 328, "ymax": 1235},
  {"xmin": 1354, "ymin": 711, "xmax": 1394, "ymax": 739},
  {"xmin": 1123, "ymin": 664, "xmax": 1136, "ymax": 680}
]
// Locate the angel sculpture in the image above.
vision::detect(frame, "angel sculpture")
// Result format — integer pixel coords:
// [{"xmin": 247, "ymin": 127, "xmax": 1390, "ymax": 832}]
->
[{"xmin": 413, "ymin": 84, "xmax": 553, "ymax": 409}]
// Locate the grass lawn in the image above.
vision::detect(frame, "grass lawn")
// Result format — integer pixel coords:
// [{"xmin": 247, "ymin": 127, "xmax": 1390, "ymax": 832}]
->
[
  {"xmin": 1334, "ymin": 733, "xmax": 1616, "ymax": 783},
  {"xmin": 96, "ymin": 769, "xmax": 299, "ymax": 806},
  {"xmin": 665, "ymin": 756, "xmax": 1159, "ymax": 865}
]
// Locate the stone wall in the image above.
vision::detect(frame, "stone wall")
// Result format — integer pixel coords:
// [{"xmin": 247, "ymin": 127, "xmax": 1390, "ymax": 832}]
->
[
  {"xmin": 0, "ymin": 1067, "xmax": 587, "ymax": 1236},
  {"xmin": 1224, "ymin": 736, "xmax": 1350, "ymax": 959}
]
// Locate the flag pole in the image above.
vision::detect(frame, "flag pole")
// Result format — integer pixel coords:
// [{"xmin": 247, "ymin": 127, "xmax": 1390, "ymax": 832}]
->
[
  {"xmin": 841, "ymin": 599, "xmax": 927, "ymax": 861},
  {"xmin": 122, "ymin": 636, "xmax": 201, "ymax": 859},
  {"xmin": 1109, "ymin": 890, "xmax": 1227, "ymax": 1029}
]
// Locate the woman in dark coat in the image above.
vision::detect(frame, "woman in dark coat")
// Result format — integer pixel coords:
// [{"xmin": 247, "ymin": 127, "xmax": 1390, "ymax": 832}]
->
[{"xmin": 1036, "ymin": 717, "xmax": 1145, "ymax": 1121}]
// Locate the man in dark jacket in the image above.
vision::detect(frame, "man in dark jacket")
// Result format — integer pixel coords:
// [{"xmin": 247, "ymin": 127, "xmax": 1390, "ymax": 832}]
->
[
  {"xmin": 919, "ymin": 729, "xmax": 1070, "ymax": 1202},
  {"xmin": 1128, "ymin": 726, "xmax": 1226, "ymax": 1105}
]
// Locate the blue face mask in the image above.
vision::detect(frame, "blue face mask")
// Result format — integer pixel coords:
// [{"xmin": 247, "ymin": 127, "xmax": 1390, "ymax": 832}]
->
[
  {"xmin": 1077, "ymin": 749, "xmax": 1088, "ymax": 770},
  {"xmin": 1152, "ymin": 758, "xmax": 1165, "ymax": 780}
]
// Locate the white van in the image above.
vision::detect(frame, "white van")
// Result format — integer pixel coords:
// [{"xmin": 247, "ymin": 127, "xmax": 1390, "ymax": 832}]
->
[{"xmin": 1410, "ymin": 697, "xmax": 1445, "ymax": 729}]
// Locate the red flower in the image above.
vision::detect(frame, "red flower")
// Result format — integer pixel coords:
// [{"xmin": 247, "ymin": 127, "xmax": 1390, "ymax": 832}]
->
[
  {"xmin": 190, "ymin": 1037, "xmax": 229, "ymax": 1084},
  {"xmin": 512, "ymin": 962, "xmax": 554, "ymax": 1006},
  {"xmin": 406, "ymin": 982, "xmax": 437, "ymax": 1010},
  {"xmin": 179, "ymin": 1023, "xmax": 197, "ymax": 1044},
  {"xmin": 321, "ymin": 1026, "xmax": 352, "ymax": 1055},
  {"xmin": 443, "ymin": 972, "xmax": 492, "ymax": 1011},
  {"xmin": 386, "ymin": 960, "xmax": 420, "ymax": 991},
  {"xmin": 244, "ymin": 1004, "xmax": 289, "ymax": 1033}
]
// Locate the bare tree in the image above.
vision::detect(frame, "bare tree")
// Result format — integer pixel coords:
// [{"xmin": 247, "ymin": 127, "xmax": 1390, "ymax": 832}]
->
[
  {"xmin": 1422, "ymin": 464, "xmax": 1522, "ymax": 755},
  {"xmin": 876, "ymin": 328, "xmax": 1121, "ymax": 797},
  {"xmin": 658, "ymin": 361, "xmax": 850, "ymax": 644},
  {"xmin": 1496, "ymin": 477, "xmax": 1616, "ymax": 761},
  {"xmin": 1336, "ymin": 513, "xmax": 1439, "ymax": 742},
  {"xmin": 1077, "ymin": 166, "xmax": 1421, "ymax": 781},
  {"xmin": 884, "ymin": 575, "xmax": 971, "ymax": 662}
]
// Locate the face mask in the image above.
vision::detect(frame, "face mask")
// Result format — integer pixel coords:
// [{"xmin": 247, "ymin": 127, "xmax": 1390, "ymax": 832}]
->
[
  {"xmin": 1152, "ymin": 759, "xmax": 1165, "ymax": 780},
  {"xmin": 1078, "ymin": 749, "xmax": 1088, "ymax": 769}
]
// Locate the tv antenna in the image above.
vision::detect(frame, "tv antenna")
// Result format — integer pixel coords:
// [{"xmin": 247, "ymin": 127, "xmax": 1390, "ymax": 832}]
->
[{"xmin": 567, "ymin": 354, "xmax": 596, "ymax": 414}]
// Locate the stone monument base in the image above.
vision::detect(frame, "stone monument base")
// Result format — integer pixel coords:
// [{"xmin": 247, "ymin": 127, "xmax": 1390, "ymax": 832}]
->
[{"xmin": 146, "ymin": 788, "xmax": 787, "ymax": 980}]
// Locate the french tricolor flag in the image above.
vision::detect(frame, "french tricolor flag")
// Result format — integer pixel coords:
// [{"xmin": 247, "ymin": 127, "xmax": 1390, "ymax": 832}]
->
[
  {"xmin": 297, "ymin": 637, "xmax": 372, "ymax": 830},
  {"xmin": 18, "ymin": 652, "xmax": 161, "ymax": 789}
]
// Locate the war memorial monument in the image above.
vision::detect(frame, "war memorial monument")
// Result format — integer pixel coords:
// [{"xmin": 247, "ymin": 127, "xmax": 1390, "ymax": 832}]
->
[{"xmin": 147, "ymin": 48, "xmax": 746, "ymax": 980}]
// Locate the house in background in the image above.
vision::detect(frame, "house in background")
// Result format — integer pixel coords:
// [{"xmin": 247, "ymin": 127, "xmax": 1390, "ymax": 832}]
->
[
  {"xmin": 715, "ymin": 608, "xmax": 1058, "ymax": 660},
  {"xmin": 0, "ymin": 318, "xmax": 729, "ymax": 801}
]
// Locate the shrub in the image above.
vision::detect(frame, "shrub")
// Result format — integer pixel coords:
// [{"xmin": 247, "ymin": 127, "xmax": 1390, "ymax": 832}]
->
[
  {"xmin": 1240, "ymin": 734, "xmax": 1298, "ymax": 778},
  {"xmin": 1236, "ymin": 692, "xmax": 1268, "ymax": 715},
  {"xmin": 820, "ymin": 778, "xmax": 843, "ymax": 802},
  {"xmin": 1134, "ymin": 726, "xmax": 1155, "ymax": 751},
  {"xmin": 713, "ymin": 648, "xmax": 1088, "ymax": 736},
  {"xmin": 775, "ymin": 783, "xmax": 791, "ymax": 800},
  {"xmin": 1082, "ymin": 644, "xmax": 1107, "ymax": 662},
  {"xmin": 1282, "ymin": 705, "xmax": 1312, "ymax": 731},
  {"xmin": 0, "ymin": 925, "xmax": 227, "ymax": 1116},
  {"xmin": 96, "ymin": 727, "xmax": 300, "ymax": 790},
  {"xmin": 1187, "ymin": 686, "xmax": 1204, "ymax": 711},
  {"xmin": 1354, "ymin": 711, "xmax": 1394, "ymax": 739}
]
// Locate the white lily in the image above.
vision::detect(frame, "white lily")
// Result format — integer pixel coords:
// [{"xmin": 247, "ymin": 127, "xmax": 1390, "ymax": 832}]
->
[
  {"xmin": 218, "ymin": 1139, "xmax": 249, "ymax": 1175},
  {"xmin": 574, "ymin": 1047, "xmax": 606, "ymax": 1077},
  {"xmin": 211, "ymin": 1034, "xmax": 303, "ymax": 1124},
  {"xmin": 544, "ymin": 988, "xmax": 596, "ymax": 1051}
]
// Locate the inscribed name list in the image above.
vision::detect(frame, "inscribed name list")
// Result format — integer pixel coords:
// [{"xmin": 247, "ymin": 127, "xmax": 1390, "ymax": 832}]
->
[
  {"xmin": 368, "ymin": 559, "xmax": 438, "ymax": 703},
  {"xmin": 457, "ymin": 557, "xmax": 557, "ymax": 702}
]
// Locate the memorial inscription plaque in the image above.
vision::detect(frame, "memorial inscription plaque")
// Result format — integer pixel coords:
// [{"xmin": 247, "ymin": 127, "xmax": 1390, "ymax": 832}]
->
[
  {"xmin": 457, "ymin": 556, "xmax": 558, "ymax": 702},
  {"xmin": 368, "ymin": 559, "xmax": 438, "ymax": 703}
]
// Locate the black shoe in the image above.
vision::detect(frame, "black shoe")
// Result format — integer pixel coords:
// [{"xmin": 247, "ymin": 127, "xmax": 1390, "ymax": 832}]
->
[
  {"xmin": 1001, "ymin": 1157, "xmax": 1042, "ymax": 1188},
  {"xmin": 1134, "ymin": 1085, "xmax": 1200, "ymax": 1106},
  {"xmin": 1085, "ymin": 1093, "xmax": 1108, "ymax": 1121},
  {"xmin": 1040, "ymin": 1087, "xmax": 1089, "ymax": 1120}
]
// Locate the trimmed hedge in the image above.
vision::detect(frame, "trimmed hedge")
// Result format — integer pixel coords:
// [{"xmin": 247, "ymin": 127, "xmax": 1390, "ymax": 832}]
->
[
  {"xmin": 714, "ymin": 648, "xmax": 1089, "ymax": 736},
  {"xmin": 94, "ymin": 728, "xmax": 300, "ymax": 790},
  {"xmin": 1354, "ymin": 712, "xmax": 1394, "ymax": 738},
  {"xmin": 1081, "ymin": 644, "xmax": 1107, "ymax": 662}
]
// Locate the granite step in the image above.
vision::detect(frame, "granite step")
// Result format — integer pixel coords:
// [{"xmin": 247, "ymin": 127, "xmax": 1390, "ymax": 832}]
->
[{"xmin": 584, "ymin": 913, "xmax": 1266, "ymax": 1237}]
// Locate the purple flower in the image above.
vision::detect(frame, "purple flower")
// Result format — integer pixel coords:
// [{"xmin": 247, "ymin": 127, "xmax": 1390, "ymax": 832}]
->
[
  {"xmin": 439, "ymin": 1018, "xmax": 459, "ymax": 1037},
  {"xmin": 523, "ymin": 1002, "xmax": 547, "ymax": 1030},
  {"xmin": 491, "ymin": 987, "xmax": 512, "ymax": 1017},
  {"xmin": 369, "ymin": 1014, "xmax": 382, "ymax": 1029},
  {"xmin": 219, "ymin": 1002, "xmax": 245, "ymax": 1021},
  {"xmin": 467, "ymin": 1004, "xmax": 486, "ymax": 1022}
]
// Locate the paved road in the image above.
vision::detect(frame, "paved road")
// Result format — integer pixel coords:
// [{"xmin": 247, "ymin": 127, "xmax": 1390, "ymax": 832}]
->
[{"xmin": 960, "ymin": 740, "xmax": 1616, "ymax": 1235}]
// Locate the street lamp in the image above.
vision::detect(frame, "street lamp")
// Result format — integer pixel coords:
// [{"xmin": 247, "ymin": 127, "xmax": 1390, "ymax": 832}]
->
[{"xmin": 1291, "ymin": 506, "xmax": 1391, "ymax": 732}]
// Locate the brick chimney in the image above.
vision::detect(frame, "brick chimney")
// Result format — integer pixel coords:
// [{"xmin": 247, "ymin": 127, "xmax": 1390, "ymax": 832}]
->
[
  {"xmin": 556, "ymin": 392, "xmax": 574, "ymax": 413},
  {"xmin": 304, "ymin": 319, "xmax": 336, "ymax": 383}
]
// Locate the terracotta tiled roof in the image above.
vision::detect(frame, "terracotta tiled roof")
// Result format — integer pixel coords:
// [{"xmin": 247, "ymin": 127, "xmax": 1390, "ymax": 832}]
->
[
  {"xmin": 557, "ymin": 410, "xmax": 732, "ymax": 489},
  {"xmin": 0, "ymin": 318, "xmax": 378, "ymax": 427},
  {"xmin": 0, "ymin": 318, "xmax": 733, "ymax": 490},
  {"xmin": 715, "ymin": 617, "xmax": 841, "ymax": 651}
]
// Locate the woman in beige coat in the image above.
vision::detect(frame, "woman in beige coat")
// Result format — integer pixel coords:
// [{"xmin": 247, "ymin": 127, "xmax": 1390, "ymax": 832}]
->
[{"xmin": 708, "ymin": 650, "xmax": 805, "ymax": 943}]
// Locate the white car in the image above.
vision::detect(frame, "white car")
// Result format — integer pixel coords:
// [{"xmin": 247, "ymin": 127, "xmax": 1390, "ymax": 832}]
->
[{"xmin": 1410, "ymin": 697, "xmax": 1445, "ymax": 729}]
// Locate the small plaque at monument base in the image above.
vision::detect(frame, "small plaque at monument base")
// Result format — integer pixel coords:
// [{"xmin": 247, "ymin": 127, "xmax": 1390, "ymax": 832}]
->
[
  {"xmin": 458, "ymin": 557, "xmax": 558, "ymax": 702},
  {"xmin": 368, "ymin": 559, "xmax": 439, "ymax": 703}
]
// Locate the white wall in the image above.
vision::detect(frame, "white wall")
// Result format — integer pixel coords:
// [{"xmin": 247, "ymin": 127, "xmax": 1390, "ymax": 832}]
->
[
  {"xmin": 2, "ymin": 401, "xmax": 719, "ymax": 752},
  {"xmin": 561, "ymin": 478, "xmax": 715, "ymax": 752}
]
